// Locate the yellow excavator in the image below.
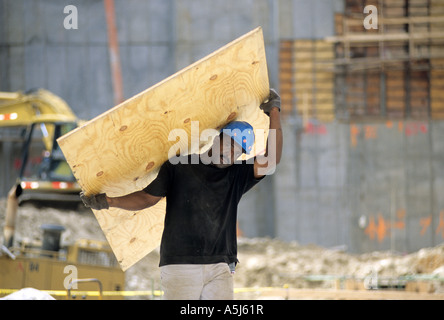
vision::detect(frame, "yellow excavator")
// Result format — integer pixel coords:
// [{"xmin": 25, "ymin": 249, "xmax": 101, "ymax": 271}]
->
[
  {"xmin": 0, "ymin": 89, "xmax": 81, "ymax": 203},
  {"xmin": 0, "ymin": 89, "xmax": 125, "ymax": 299},
  {"xmin": 0, "ymin": 88, "xmax": 83, "ymax": 247}
]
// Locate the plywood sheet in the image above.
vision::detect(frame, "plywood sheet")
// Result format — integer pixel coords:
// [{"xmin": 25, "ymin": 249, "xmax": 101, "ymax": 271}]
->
[{"xmin": 57, "ymin": 27, "xmax": 270, "ymax": 271}]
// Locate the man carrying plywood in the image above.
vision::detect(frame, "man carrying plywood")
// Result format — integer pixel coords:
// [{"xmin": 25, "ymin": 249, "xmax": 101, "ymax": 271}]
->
[{"xmin": 81, "ymin": 89, "xmax": 282, "ymax": 300}]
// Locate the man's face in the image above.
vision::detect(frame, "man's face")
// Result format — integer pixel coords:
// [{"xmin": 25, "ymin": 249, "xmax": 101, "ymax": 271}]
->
[{"xmin": 211, "ymin": 133, "xmax": 244, "ymax": 168}]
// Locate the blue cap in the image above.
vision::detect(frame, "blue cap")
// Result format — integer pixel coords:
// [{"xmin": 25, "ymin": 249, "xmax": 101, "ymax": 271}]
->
[{"xmin": 220, "ymin": 121, "xmax": 255, "ymax": 154}]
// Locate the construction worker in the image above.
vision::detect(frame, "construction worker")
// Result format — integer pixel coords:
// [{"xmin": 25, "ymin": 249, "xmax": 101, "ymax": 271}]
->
[{"xmin": 81, "ymin": 89, "xmax": 283, "ymax": 299}]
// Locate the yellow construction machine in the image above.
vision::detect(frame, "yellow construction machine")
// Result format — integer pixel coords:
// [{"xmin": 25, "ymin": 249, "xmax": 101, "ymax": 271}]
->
[
  {"xmin": 0, "ymin": 89, "xmax": 83, "ymax": 247},
  {"xmin": 0, "ymin": 89, "xmax": 125, "ymax": 299},
  {"xmin": 0, "ymin": 89, "xmax": 82, "ymax": 204},
  {"xmin": 0, "ymin": 235, "xmax": 125, "ymax": 300}
]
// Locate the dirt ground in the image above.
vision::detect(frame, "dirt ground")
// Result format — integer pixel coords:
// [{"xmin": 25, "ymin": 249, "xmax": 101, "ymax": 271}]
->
[{"xmin": 1, "ymin": 199, "xmax": 444, "ymax": 297}]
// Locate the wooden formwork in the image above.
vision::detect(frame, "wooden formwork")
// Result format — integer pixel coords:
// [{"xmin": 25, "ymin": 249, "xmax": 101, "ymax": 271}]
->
[
  {"xmin": 278, "ymin": 39, "xmax": 335, "ymax": 122},
  {"xmin": 324, "ymin": 0, "xmax": 444, "ymax": 120}
]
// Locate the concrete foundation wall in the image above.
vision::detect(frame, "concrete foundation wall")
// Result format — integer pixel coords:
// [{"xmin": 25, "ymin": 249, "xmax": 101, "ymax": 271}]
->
[{"xmin": 238, "ymin": 119, "xmax": 444, "ymax": 253}]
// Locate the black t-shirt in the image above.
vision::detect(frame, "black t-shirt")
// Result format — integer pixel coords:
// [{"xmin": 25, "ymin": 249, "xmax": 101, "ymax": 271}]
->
[{"xmin": 143, "ymin": 154, "xmax": 264, "ymax": 266}]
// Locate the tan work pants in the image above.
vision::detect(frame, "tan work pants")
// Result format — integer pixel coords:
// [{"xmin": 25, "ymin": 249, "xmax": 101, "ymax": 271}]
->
[{"xmin": 160, "ymin": 263, "xmax": 233, "ymax": 300}]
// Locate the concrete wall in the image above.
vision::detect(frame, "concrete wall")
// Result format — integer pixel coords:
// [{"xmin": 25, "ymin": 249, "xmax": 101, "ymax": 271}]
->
[
  {"xmin": 238, "ymin": 117, "xmax": 444, "ymax": 253},
  {"xmin": 1, "ymin": 0, "xmax": 443, "ymax": 253},
  {"xmin": 0, "ymin": 0, "xmax": 177, "ymax": 120},
  {"xmin": 0, "ymin": 0, "xmax": 342, "ymax": 117},
  {"xmin": 267, "ymin": 119, "xmax": 444, "ymax": 253}
]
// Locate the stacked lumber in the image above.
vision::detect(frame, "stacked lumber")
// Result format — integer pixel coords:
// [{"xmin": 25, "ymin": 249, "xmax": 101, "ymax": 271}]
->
[
  {"xmin": 385, "ymin": 69, "xmax": 406, "ymax": 118},
  {"xmin": 279, "ymin": 41, "xmax": 294, "ymax": 114},
  {"xmin": 409, "ymin": 61, "xmax": 429, "ymax": 118},
  {"xmin": 293, "ymin": 40, "xmax": 335, "ymax": 122},
  {"xmin": 278, "ymin": 39, "xmax": 335, "ymax": 122},
  {"xmin": 293, "ymin": 40, "xmax": 314, "ymax": 120},
  {"xmin": 430, "ymin": 68, "xmax": 444, "ymax": 119},
  {"xmin": 340, "ymin": 1, "xmax": 382, "ymax": 118},
  {"xmin": 314, "ymin": 41, "xmax": 335, "ymax": 122},
  {"xmin": 281, "ymin": 0, "xmax": 444, "ymax": 120},
  {"xmin": 344, "ymin": 70, "xmax": 382, "ymax": 118},
  {"xmin": 344, "ymin": 72, "xmax": 365, "ymax": 116},
  {"xmin": 335, "ymin": 0, "xmax": 444, "ymax": 119},
  {"xmin": 365, "ymin": 71, "xmax": 381, "ymax": 116},
  {"xmin": 382, "ymin": 0, "xmax": 407, "ymax": 118},
  {"xmin": 430, "ymin": 0, "xmax": 444, "ymax": 119}
]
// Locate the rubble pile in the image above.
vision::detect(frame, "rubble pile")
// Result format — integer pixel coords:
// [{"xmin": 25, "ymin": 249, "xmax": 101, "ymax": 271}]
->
[
  {"xmin": 1, "ymin": 200, "xmax": 443, "ymax": 293},
  {"xmin": 234, "ymin": 238, "xmax": 444, "ymax": 291}
]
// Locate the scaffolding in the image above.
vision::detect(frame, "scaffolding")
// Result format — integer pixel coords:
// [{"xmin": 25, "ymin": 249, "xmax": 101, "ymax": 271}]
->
[
  {"xmin": 279, "ymin": 0, "xmax": 444, "ymax": 121},
  {"xmin": 328, "ymin": 0, "xmax": 444, "ymax": 120},
  {"xmin": 327, "ymin": 15, "xmax": 444, "ymax": 70}
]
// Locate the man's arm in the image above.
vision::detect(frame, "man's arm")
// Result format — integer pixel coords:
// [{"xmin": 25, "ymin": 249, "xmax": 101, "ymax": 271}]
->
[
  {"xmin": 107, "ymin": 191, "xmax": 162, "ymax": 211},
  {"xmin": 81, "ymin": 159, "xmax": 171, "ymax": 211},
  {"xmin": 81, "ymin": 190, "xmax": 162, "ymax": 211},
  {"xmin": 254, "ymin": 90, "xmax": 283, "ymax": 178}
]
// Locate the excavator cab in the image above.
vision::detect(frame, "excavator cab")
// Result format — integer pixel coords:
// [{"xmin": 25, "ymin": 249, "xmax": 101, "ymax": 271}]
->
[
  {"xmin": 18, "ymin": 121, "xmax": 81, "ymax": 204},
  {"xmin": 0, "ymin": 89, "xmax": 82, "ymax": 205}
]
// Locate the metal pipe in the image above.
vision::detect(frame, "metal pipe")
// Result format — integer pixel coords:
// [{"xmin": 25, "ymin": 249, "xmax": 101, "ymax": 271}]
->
[
  {"xmin": 3, "ymin": 184, "xmax": 22, "ymax": 248},
  {"xmin": 104, "ymin": 0, "xmax": 124, "ymax": 105},
  {"xmin": 67, "ymin": 278, "xmax": 103, "ymax": 300}
]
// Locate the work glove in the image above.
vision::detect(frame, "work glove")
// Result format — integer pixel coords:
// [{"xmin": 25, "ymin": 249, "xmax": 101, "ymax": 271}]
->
[
  {"xmin": 80, "ymin": 192, "xmax": 109, "ymax": 210},
  {"xmin": 260, "ymin": 88, "xmax": 281, "ymax": 116}
]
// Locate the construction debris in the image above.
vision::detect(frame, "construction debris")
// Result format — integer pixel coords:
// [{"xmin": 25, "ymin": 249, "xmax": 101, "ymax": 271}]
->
[
  {"xmin": 1, "ymin": 199, "xmax": 443, "ymax": 296},
  {"xmin": 235, "ymin": 238, "xmax": 444, "ymax": 292}
]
